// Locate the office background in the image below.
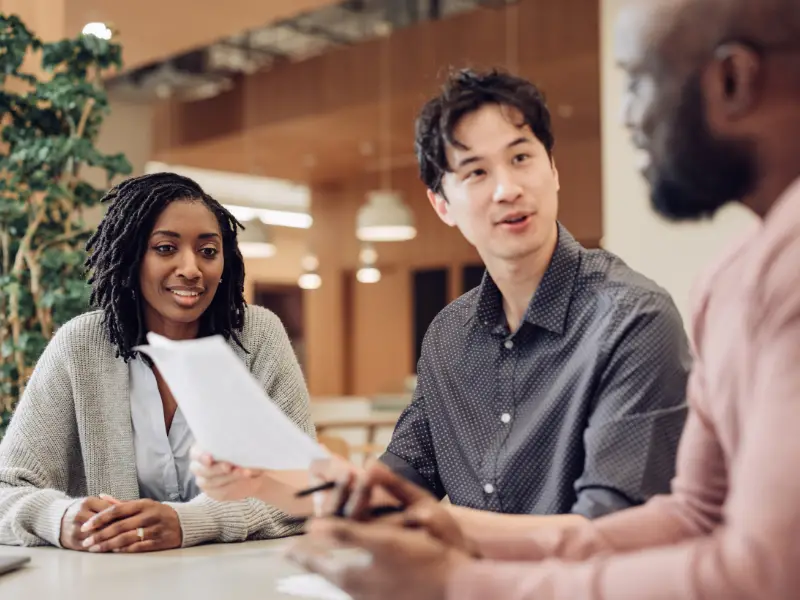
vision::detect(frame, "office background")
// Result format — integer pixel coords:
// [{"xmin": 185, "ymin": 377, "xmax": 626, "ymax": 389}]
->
[{"xmin": 1, "ymin": 0, "xmax": 754, "ymax": 454}]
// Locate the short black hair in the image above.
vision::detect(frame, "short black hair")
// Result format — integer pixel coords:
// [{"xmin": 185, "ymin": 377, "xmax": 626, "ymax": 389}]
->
[
  {"xmin": 85, "ymin": 172, "xmax": 247, "ymax": 361},
  {"xmin": 414, "ymin": 68, "xmax": 555, "ymax": 194}
]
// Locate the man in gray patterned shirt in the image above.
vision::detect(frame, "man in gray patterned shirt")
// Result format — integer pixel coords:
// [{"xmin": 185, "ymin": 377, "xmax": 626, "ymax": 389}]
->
[{"xmin": 378, "ymin": 69, "xmax": 690, "ymax": 535}]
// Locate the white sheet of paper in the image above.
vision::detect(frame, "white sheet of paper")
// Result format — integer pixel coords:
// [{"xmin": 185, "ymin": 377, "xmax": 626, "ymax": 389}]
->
[
  {"xmin": 135, "ymin": 333, "xmax": 328, "ymax": 470},
  {"xmin": 276, "ymin": 575, "xmax": 352, "ymax": 600}
]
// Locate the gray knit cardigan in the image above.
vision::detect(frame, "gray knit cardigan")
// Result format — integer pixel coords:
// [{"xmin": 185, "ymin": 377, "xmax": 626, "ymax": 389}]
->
[{"xmin": 0, "ymin": 305, "xmax": 315, "ymax": 548}]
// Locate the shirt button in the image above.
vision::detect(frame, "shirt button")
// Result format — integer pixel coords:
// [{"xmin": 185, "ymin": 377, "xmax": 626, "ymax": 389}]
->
[
  {"xmin": 483, "ymin": 483, "xmax": 495, "ymax": 494},
  {"xmin": 169, "ymin": 493, "xmax": 179, "ymax": 501},
  {"xmin": 500, "ymin": 413, "xmax": 511, "ymax": 424},
  {"xmin": 504, "ymin": 339, "xmax": 514, "ymax": 349}
]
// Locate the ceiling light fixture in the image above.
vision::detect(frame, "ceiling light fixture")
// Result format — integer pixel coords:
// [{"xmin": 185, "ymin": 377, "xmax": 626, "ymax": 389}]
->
[
  {"xmin": 356, "ymin": 190, "xmax": 416, "ymax": 242},
  {"xmin": 298, "ymin": 273, "xmax": 322, "ymax": 290},
  {"xmin": 356, "ymin": 243, "xmax": 381, "ymax": 284},
  {"xmin": 356, "ymin": 267, "xmax": 381, "ymax": 284},
  {"xmin": 298, "ymin": 254, "xmax": 321, "ymax": 290},
  {"xmin": 355, "ymin": 33, "xmax": 416, "ymax": 244},
  {"xmin": 82, "ymin": 22, "xmax": 112, "ymax": 40},
  {"xmin": 237, "ymin": 218, "xmax": 276, "ymax": 258}
]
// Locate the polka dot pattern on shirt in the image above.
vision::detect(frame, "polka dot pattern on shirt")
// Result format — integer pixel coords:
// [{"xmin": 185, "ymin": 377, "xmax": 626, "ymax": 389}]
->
[{"xmin": 382, "ymin": 224, "xmax": 691, "ymax": 518}]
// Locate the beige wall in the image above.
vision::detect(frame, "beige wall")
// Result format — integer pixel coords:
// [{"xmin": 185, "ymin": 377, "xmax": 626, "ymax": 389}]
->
[
  {"xmin": 1, "ymin": 0, "xmax": 65, "ymax": 41},
  {"xmin": 600, "ymin": 0, "xmax": 756, "ymax": 327},
  {"xmin": 0, "ymin": 3, "xmax": 155, "ymax": 226},
  {"xmin": 82, "ymin": 96, "xmax": 154, "ymax": 227}
]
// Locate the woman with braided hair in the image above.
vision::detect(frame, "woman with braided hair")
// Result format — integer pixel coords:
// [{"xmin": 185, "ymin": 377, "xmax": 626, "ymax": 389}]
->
[{"xmin": 0, "ymin": 172, "xmax": 315, "ymax": 553}]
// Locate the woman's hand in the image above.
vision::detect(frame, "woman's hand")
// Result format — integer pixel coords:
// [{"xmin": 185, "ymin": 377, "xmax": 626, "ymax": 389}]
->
[
  {"xmin": 189, "ymin": 446, "xmax": 268, "ymax": 502},
  {"xmin": 59, "ymin": 496, "xmax": 117, "ymax": 551},
  {"xmin": 190, "ymin": 445, "xmax": 363, "ymax": 516},
  {"xmin": 79, "ymin": 499, "xmax": 182, "ymax": 553}
]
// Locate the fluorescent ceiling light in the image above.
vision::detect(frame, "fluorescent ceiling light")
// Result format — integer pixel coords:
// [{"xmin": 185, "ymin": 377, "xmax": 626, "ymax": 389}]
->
[
  {"xmin": 239, "ymin": 242, "xmax": 276, "ymax": 258},
  {"xmin": 224, "ymin": 204, "xmax": 312, "ymax": 229},
  {"xmin": 144, "ymin": 162, "xmax": 312, "ymax": 228}
]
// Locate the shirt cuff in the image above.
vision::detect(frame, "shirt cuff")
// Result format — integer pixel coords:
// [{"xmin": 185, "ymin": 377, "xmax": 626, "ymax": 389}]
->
[
  {"xmin": 165, "ymin": 500, "xmax": 244, "ymax": 548},
  {"xmin": 572, "ymin": 487, "xmax": 635, "ymax": 519},
  {"xmin": 43, "ymin": 497, "xmax": 84, "ymax": 548},
  {"xmin": 379, "ymin": 451, "xmax": 439, "ymax": 496}
]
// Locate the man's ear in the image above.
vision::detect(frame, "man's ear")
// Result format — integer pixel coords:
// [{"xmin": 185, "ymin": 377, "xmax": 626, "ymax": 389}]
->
[
  {"xmin": 551, "ymin": 157, "xmax": 560, "ymax": 192},
  {"xmin": 427, "ymin": 189, "xmax": 456, "ymax": 226},
  {"xmin": 705, "ymin": 43, "xmax": 762, "ymax": 133}
]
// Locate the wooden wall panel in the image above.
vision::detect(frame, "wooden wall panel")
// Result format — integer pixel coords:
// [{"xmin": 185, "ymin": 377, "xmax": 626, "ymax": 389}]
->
[
  {"xmin": 349, "ymin": 267, "xmax": 413, "ymax": 396},
  {"xmin": 152, "ymin": 0, "xmax": 601, "ymax": 186},
  {"xmin": 150, "ymin": 0, "xmax": 602, "ymax": 396},
  {"xmin": 298, "ymin": 172, "xmax": 480, "ymax": 396}
]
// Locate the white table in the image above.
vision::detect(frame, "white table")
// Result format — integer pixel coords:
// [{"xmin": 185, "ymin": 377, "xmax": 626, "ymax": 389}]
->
[{"xmin": 0, "ymin": 539, "xmax": 318, "ymax": 599}]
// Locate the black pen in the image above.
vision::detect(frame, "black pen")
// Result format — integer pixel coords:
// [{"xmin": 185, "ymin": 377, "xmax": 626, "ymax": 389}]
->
[
  {"xmin": 285, "ymin": 504, "xmax": 405, "ymax": 526},
  {"xmin": 295, "ymin": 480, "xmax": 337, "ymax": 498}
]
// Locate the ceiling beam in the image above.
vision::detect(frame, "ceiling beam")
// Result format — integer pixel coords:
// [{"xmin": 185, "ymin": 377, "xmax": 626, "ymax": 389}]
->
[{"xmin": 64, "ymin": 0, "xmax": 342, "ymax": 70}]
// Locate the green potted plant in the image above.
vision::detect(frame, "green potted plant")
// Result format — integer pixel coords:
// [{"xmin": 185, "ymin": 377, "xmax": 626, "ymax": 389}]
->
[{"xmin": 0, "ymin": 14, "xmax": 132, "ymax": 436}]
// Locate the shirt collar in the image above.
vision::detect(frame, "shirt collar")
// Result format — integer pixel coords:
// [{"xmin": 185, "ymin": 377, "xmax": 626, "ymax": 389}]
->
[{"xmin": 468, "ymin": 223, "xmax": 582, "ymax": 335}]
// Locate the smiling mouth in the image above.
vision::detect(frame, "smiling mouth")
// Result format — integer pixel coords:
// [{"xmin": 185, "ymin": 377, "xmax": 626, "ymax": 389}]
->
[{"xmin": 496, "ymin": 214, "xmax": 532, "ymax": 226}]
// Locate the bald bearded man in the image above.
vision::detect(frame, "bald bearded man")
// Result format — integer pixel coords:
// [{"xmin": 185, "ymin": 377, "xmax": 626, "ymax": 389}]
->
[{"xmin": 288, "ymin": 1, "xmax": 800, "ymax": 599}]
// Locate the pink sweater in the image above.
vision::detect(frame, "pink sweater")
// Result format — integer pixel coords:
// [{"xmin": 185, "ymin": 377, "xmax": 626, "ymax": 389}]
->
[{"xmin": 448, "ymin": 178, "xmax": 800, "ymax": 600}]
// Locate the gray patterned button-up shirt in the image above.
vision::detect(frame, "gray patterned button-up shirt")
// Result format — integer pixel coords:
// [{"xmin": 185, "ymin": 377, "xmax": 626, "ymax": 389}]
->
[{"xmin": 382, "ymin": 224, "xmax": 691, "ymax": 518}]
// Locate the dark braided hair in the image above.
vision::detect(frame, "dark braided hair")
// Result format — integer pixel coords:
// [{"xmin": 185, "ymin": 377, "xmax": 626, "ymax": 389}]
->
[{"xmin": 85, "ymin": 172, "xmax": 248, "ymax": 361}]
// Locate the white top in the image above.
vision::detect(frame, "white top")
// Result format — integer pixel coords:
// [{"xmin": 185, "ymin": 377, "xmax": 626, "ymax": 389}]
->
[{"xmin": 129, "ymin": 356, "xmax": 200, "ymax": 503}]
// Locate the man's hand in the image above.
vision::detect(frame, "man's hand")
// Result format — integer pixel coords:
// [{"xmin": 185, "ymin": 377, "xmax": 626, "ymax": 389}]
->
[
  {"xmin": 79, "ymin": 499, "xmax": 182, "ymax": 553},
  {"xmin": 59, "ymin": 496, "xmax": 117, "ymax": 551},
  {"xmin": 288, "ymin": 518, "xmax": 471, "ymax": 600},
  {"xmin": 335, "ymin": 461, "xmax": 433, "ymax": 520},
  {"xmin": 309, "ymin": 454, "xmax": 364, "ymax": 516}
]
